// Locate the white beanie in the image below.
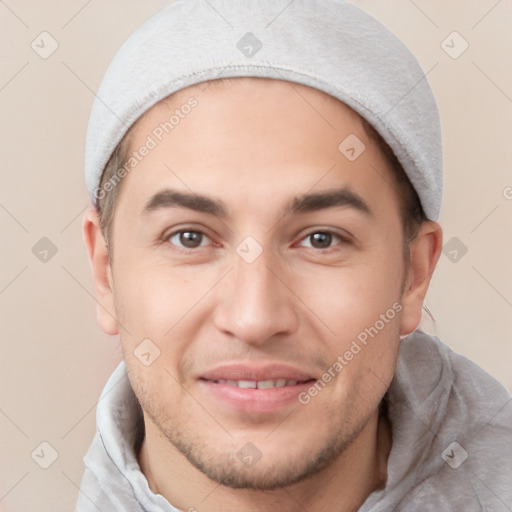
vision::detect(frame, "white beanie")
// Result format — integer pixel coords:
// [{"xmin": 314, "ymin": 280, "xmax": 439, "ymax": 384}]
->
[{"xmin": 85, "ymin": 0, "xmax": 442, "ymax": 220}]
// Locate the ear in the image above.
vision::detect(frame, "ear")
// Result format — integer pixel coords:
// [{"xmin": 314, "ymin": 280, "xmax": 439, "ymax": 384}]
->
[
  {"xmin": 400, "ymin": 221, "xmax": 443, "ymax": 336},
  {"xmin": 82, "ymin": 205, "xmax": 118, "ymax": 335}
]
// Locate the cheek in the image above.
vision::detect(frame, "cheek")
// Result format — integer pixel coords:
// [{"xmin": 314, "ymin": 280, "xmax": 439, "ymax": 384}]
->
[
  {"xmin": 297, "ymin": 252, "xmax": 404, "ymax": 341},
  {"xmin": 295, "ymin": 241, "xmax": 404, "ymax": 397},
  {"xmin": 112, "ymin": 263, "xmax": 211, "ymax": 410},
  {"xmin": 112, "ymin": 258, "xmax": 215, "ymax": 353}
]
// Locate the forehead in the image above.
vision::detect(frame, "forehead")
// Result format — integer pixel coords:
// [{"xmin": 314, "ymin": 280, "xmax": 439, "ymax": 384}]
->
[
  {"xmin": 129, "ymin": 77, "xmax": 366, "ymax": 150},
  {"xmin": 117, "ymin": 77, "xmax": 398, "ymax": 219}
]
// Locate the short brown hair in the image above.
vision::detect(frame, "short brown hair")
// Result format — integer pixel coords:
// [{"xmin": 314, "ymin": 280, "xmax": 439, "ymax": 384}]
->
[
  {"xmin": 360, "ymin": 117, "xmax": 426, "ymax": 245},
  {"xmin": 97, "ymin": 134, "xmax": 131, "ymax": 249}
]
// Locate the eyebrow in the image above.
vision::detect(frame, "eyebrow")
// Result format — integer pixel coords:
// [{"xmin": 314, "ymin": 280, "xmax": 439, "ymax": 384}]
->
[
  {"xmin": 142, "ymin": 187, "xmax": 372, "ymax": 218},
  {"xmin": 143, "ymin": 190, "xmax": 228, "ymax": 217},
  {"xmin": 287, "ymin": 187, "xmax": 372, "ymax": 216}
]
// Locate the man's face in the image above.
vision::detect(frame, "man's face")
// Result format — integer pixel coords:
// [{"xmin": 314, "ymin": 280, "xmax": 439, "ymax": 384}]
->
[{"xmin": 108, "ymin": 78, "xmax": 407, "ymax": 489}]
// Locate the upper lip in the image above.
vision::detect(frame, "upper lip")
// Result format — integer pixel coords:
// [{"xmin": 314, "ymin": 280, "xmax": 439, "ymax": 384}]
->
[{"xmin": 199, "ymin": 363, "xmax": 316, "ymax": 382}]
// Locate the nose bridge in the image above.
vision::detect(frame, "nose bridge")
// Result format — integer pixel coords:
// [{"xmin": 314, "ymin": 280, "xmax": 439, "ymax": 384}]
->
[
  {"xmin": 235, "ymin": 251, "xmax": 277, "ymax": 309},
  {"xmin": 214, "ymin": 245, "xmax": 298, "ymax": 345}
]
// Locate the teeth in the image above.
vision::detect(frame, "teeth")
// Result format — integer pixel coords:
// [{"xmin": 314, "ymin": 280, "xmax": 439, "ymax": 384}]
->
[
  {"xmin": 257, "ymin": 380, "xmax": 275, "ymax": 389},
  {"xmin": 214, "ymin": 379, "xmax": 303, "ymax": 388},
  {"xmin": 238, "ymin": 380, "xmax": 257, "ymax": 389}
]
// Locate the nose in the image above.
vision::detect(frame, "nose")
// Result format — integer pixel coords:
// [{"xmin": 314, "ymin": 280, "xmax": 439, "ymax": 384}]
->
[{"xmin": 212, "ymin": 250, "xmax": 299, "ymax": 346}]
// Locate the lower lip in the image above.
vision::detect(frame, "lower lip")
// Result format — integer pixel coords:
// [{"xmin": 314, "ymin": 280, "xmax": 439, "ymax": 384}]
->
[{"xmin": 199, "ymin": 380, "xmax": 315, "ymax": 413}]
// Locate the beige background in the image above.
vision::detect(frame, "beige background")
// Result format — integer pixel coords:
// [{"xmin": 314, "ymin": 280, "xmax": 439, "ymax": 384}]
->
[{"xmin": 1, "ymin": 1, "xmax": 511, "ymax": 510}]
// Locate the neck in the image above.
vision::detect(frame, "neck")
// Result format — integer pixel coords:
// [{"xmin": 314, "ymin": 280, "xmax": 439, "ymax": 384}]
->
[{"xmin": 138, "ymin": 408, "xmax": 391, "ymax": 512}]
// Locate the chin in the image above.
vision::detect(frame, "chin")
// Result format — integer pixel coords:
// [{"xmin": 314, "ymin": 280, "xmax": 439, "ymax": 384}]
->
[{"xmin": 165, "ymin": 419, "xmax": 363, "ymax": 491}]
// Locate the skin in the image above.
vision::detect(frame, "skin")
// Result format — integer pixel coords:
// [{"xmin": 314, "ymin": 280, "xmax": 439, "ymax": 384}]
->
[{"xmin": 83, "ymin": 78, "xmax": 442, "ymax": 512}]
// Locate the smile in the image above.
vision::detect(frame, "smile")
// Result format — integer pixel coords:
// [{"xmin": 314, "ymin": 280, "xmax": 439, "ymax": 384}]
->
[
  {"xmin": 207, "ymin": 378, "xmax": 308, "ymax": 389},
  {"xmin": 198, "ymin": 366, "xmax": 318, "ymax": 413}
]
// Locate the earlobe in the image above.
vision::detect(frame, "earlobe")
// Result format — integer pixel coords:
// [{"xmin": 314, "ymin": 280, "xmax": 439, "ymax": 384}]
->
[
  {"xmin": 82, "ymin": 206, "xmax": 119, "ymax": 335},
  {"xmin": 399, "ymin": 221, "xmax": 443, "ymax": 336}
]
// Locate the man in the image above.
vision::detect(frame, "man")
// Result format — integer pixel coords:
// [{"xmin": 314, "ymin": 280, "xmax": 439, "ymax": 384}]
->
[{"xmin": 77, "ymin": 1, "xmax": 512, "ymax": 510}]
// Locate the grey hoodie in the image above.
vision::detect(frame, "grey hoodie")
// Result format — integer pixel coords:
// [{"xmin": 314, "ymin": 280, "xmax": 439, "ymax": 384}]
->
[{"xmin": 75, "ymin": 331, "xmax": 512, "ymax": 511}]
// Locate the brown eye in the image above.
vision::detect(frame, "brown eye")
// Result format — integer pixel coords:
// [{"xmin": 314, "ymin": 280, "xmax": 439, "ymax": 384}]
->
[
  {"xmin": 309, "ymin": 232, "xmax": 332, "ymax": 248},
  {"xmin": 299, "ymin": 231, "xmax": 344, "ymax": 250},
  {"xmin": 168, "ymin": 230, "xmax": 209, "ymax": 249}
]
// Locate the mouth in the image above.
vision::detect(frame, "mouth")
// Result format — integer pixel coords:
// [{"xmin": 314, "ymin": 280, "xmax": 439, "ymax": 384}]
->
[
  {"xmin": 202, "ymin": 378, "xmax": 313, "ymax": 388},
  {"xmin": 198, "ymin": 364, "xmax": 317, "ymax": 413}
]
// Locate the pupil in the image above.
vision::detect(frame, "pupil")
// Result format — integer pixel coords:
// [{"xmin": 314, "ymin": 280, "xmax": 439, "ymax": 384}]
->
[
  {"xmin": 311, "ymin": 232, "xmax": 331, "ymax": 248},
  {"xmin": 180, "ymin": 231, "xmax": 202, "ymax": 248}
]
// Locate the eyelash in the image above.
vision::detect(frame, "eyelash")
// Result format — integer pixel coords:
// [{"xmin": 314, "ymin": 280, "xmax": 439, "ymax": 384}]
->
[
  {"xmin": 166, "ymin": 229, "xmax": 213, "ymax": 250},
  {"xmin": 164, "ymin": 228, "xmax": 350, "ymax": 252},
  {"xmin": 297, "ymin": 231, "xmax": 347, "ymax": 251}
]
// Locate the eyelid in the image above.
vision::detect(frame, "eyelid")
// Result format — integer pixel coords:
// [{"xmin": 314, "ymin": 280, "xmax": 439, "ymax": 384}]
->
[
  {"xmin": 162, "ymin": 226, "xmax": 217, "ymax": 249},
  {"xmin": 295, "ymin": 228, "xmax": 353, "ymax": 250},
  {"xmin": 161, "ymin": 225, "xmax": 353, "ymax": 252},
  {"xmin": 300, "ymin": 232, "xmax": 339, "ymax": 247},
  {"xmin": 170, "ymin": 231, "xmax": 210, "ymax": 248}
]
